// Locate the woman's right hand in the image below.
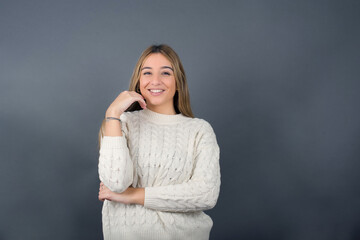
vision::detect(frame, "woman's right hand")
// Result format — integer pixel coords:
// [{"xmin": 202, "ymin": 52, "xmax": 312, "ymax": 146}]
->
[{"xmin": 106, "ymin": 90, "xmax": 147, "ymax": 117}]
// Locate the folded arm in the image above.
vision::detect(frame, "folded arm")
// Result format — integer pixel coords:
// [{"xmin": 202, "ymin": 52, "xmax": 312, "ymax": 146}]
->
[
  {"xmin": 98, "ymin": 117, "xmax": 134, "ymax": 193},
  {"xmin": 144, "ymin": 122, "xmax": 221, "ymax": 212}
]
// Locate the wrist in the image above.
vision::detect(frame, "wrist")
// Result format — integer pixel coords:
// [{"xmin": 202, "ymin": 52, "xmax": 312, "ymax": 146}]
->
[
  {"xmin": 132, "ymin": 188, "xmax": 145, "ymax": 206},
  {"xmin": 106, "ymin": 109, "xmax": 122, "ymax": 118}
]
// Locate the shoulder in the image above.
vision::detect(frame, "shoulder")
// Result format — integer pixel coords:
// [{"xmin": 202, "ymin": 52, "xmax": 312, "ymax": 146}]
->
[
  {"xmin": 118, "ymin": 110, "xmax": 142, "ymax": 135},
  {"xmin": 190, "ymin": 117, "xmax": 218, "ymax": 148},
  {"xmin": 119, "ymin": 110, "xmax": 141, "ymax": 123},
  {"xmin": 190, "ymin": 117, "xmax": 216, "ymax": 134}
]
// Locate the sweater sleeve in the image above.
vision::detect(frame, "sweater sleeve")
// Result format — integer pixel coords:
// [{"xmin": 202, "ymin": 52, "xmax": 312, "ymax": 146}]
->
[
  {"xmin": 143, "ymin": 121, "xmax": 221, "ymax": 212},
  {"xmin": 98, "ymin": 114, "xmax": 134, "ymax": 193}
]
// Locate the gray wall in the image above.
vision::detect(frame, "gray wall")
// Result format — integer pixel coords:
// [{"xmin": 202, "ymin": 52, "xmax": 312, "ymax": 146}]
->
[{"xmin": 1, "ymin": 0, "xmax": 360, "ymax": 239}]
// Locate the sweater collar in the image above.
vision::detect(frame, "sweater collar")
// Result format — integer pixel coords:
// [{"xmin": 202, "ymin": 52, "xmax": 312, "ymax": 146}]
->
[{"xmin": 140, "ymin": 108, "xmax": 190, "ymax": 124}]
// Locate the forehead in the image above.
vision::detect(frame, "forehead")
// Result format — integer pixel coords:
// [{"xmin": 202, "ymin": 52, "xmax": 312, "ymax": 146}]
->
[{"xmin": 142, "ymin": 53, "xmax": 172, "ymax": 67}]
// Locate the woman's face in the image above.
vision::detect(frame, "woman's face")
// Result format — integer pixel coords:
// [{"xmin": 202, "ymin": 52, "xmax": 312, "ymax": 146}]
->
[{"xmin": 139, "ymin": 53, "xmax": 177, "ymax": 111}]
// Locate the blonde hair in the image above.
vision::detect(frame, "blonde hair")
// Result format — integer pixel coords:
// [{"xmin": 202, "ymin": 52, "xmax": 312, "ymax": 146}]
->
[{"xmin": 97, "ymin": 44, "xmax": 194, "ymax": 150}]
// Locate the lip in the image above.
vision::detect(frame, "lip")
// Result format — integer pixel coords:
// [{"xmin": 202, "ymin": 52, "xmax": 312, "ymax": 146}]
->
[{"xmin": 148, "ymin": 89, "xmax": 165, "ymax": 96}]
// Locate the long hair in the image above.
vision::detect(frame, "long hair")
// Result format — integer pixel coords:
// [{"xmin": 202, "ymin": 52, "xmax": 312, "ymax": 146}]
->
[{"xmin": 97, "ymin": 44, "xmax": 194, "ymax": 150}]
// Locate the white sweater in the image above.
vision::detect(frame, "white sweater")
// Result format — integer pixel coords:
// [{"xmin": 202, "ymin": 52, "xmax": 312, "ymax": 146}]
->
[{"xmin": 98, "ymin": 108, "xmax": 221, "ymax": 240}]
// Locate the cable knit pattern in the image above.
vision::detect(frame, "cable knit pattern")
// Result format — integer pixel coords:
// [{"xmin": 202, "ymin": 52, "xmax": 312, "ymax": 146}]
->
[{"xmin": 98, "ymin": 108, "xmax": 221, "ymax": 240}]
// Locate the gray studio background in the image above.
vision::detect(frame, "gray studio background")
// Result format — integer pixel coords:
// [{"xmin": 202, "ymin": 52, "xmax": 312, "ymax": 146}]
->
[{"xmin": 1, "ymin": 0, "xmax": 360, "ymax": 239}]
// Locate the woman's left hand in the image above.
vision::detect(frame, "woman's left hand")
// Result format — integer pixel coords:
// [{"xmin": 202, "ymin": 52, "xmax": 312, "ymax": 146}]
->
[{"xmin": 98, "ymin": 182, "xmax": 143, "ymax": 205}]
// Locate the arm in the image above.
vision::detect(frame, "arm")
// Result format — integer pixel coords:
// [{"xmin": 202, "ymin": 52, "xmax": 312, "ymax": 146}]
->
[
  {"xmin": 143, "ymin": 122, "xmax": 221, "ymax": 212},
  {"xmin": 98, "ymin": 114, "xmax": 135, "ymax": 193}
]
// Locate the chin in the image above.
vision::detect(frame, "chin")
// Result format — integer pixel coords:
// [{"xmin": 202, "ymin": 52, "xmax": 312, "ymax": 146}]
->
[{"xmin": 147, "ymin": 100, "xmax": 165, "ymax": 106}]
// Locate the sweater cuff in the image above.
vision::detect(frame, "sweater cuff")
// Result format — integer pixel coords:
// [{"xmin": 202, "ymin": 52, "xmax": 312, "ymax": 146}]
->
[
  {"xmin": 101, "ymin": 136, "xmax": 127, "ymax": 149},
  {"xmin": 144, "ymin": 187, "xmax": 163, "ymax": 210}
]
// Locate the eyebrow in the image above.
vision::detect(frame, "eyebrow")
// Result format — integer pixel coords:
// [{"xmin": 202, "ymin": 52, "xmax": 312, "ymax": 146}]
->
[{"xmin": 141, "ymin": 66, "xmax": 174, "ymax": 71}]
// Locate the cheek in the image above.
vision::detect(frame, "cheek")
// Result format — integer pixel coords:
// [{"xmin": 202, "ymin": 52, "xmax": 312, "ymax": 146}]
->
[
  {"xmin": 139, "ymin": 78, "xmax": 148, "ymax": 88},
  {"xmin": 171, "ymin": 81, "xmax": 177, "ymax": 91},
  {"xmin": 165, "ymin": 77, "xmax": 176, "ymax": 89}
]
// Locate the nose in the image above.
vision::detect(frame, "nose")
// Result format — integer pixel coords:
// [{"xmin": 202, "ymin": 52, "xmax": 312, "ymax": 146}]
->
[{"xmin": 150, "ymin": 72, "xmax": 162, "ymax": 84}]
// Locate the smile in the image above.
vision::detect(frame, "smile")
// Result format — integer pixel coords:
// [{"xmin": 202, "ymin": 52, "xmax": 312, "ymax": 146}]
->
[{"xmin": 148, "ymin": 89, "xmax": 165, "ymax": 96}]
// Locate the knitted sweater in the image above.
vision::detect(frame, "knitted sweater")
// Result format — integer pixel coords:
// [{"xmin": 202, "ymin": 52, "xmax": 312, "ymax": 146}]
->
[{"xmin": 98, "ymin": 108, "xmax": 221, "ymax": 240}]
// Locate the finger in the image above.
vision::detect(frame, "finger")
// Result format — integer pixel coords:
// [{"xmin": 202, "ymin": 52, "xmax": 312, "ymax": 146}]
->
[
  {"xmin": 99, "ymin": 193, "xmax": 106, "ymax": 201},
  {"xmin": 138, "ymin": 99, "xmax": 147, "ymax": 109},
  {"xmin": 137, "ymin": 94, "xmax": 146, "ymax": 103}
]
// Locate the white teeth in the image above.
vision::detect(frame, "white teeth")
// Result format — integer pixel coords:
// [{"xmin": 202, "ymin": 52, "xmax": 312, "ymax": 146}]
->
[{"xmin": 150, "ymin": 89, "xmax": 164, "ymax": 93}]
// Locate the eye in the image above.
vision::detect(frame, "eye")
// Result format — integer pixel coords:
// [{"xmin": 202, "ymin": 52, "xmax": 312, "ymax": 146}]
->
[
  {"xmin": 143, "ymin": 72, "xmax": 151, "ymax": 75},
  {"xmin": 162, "ymin": 71, "xmax": 171, "ymax": 76}
]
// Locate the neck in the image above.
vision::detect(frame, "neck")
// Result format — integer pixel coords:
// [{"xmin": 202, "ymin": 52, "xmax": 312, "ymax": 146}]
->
[
  {"xmin": 146, "ymin": 103, "xmax": 176, "ymax": 115},
  {"xmin": 141, "ymin": 108, "xmax": 189, "ymax": 125}
]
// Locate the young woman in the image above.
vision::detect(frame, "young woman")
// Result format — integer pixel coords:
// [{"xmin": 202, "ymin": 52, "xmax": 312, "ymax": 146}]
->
[{"xmin": 97, "ymin": 44, "xmax": 221, "ymax": 240}]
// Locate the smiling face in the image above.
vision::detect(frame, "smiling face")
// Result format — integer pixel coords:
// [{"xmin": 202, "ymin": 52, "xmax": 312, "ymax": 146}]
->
[{"xmin": 139, "ymin": 53, "xmax": 177, "ymax": 114}]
